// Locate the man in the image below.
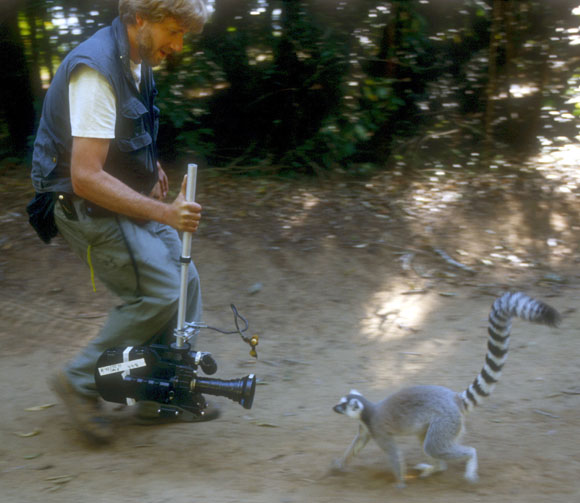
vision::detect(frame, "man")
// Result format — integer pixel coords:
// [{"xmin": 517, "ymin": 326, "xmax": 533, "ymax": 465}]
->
[{"xmin": 30, "ymin": 0, "xmax": 211, "ymax": 443}]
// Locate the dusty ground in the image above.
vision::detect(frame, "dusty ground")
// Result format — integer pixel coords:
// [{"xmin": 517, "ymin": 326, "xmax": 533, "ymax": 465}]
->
[{"xmin": 1, "ymin": 156, "xmax": 579, "ymax": 503}]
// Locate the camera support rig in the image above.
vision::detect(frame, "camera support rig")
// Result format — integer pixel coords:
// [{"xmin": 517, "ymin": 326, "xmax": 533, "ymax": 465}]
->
[{"xmin": 94, "ymin": 164, "xmax": 258, "ymax": 421}]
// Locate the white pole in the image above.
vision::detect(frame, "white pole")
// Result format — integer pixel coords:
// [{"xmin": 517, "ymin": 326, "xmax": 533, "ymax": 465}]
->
[{"xmin": 176, "ymin": 163, "xmax": 197, "ymax": 348}]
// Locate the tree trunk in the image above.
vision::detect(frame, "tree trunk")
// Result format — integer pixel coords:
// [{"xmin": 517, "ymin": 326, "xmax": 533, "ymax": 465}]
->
[
  {"xmin": 39, "ymin": 8, "xmax": 55, "ymax": 84},
  {"xmin": 25, "ymin": 2, "xmax": 43, "ymax": 98},
  {"xmin": 484, "ymin": 0, "xmax": 502, "ymax": 163},
  {"xmin": 0, "ymin": 5, "xmax": 36, "ymax": 155}
]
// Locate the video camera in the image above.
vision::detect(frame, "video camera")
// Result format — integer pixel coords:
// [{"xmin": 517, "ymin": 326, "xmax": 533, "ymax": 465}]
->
[{"xmin": 94, "ymin": 305, "xmax": 258, "ymax": 421}]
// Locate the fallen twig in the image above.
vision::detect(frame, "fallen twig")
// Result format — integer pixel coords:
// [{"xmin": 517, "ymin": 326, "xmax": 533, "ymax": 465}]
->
[{"xmin": 433, "ymin": 247, "xmax": 476, "ymax": 274}]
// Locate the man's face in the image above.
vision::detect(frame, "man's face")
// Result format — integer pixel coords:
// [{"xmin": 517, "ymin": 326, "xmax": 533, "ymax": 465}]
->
[{"xmin": 136, "ymin": 16, "xmax": 186, "ymax": 66}]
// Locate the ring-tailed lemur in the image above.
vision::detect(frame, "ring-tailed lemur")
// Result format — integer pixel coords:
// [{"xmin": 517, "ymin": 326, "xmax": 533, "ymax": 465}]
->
[{"xmin": 332, "ymin": 292, "xmax": 561, "ymax": 488}]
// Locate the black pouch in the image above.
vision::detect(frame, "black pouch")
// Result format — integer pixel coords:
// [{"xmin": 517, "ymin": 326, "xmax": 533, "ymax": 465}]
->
[{"xmin": 26, "ymin": 192, "xmax": 57, "ymax": 244}]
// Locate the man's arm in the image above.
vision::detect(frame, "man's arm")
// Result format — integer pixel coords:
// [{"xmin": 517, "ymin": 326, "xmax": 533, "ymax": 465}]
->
[{"xmin": 70, "ymin": 136, "xmax": 201, "ymax": 233}]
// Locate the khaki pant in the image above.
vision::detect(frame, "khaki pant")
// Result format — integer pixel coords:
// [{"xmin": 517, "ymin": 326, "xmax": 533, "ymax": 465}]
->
[{"xmin": 54, "ymin": 198, "xmax": 202, "ymax": 398}]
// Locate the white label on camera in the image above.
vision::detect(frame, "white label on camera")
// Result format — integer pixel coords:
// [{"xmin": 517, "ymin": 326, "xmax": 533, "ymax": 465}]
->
[
  {"xmin": 97, "ymin": 358, "xmax": 146, "ymax": 376},
  {"xmin": 122, "ymin": 347, "xmax": 137, "ymax": 406}
]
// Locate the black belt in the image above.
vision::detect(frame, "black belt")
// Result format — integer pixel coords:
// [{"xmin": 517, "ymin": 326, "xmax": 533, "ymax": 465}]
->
[
  {"xmin": 84, "ymin": 200, "xmax": 116, "ymax": 218},
  {"xmin": 57, "ymin": 193, "xmax": 116, "ymax": 220}
]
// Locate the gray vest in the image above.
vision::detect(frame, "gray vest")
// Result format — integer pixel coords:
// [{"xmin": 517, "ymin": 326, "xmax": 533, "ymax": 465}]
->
[{"xmin": 31, "ymin": 17, "xmax": 159, "ymax": 195}]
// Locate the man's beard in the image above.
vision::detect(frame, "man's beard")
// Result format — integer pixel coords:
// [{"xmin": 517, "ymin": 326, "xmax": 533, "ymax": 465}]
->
[{"xmin": 137, "ymin": 25, "xmax": 160, "ymax": 66}]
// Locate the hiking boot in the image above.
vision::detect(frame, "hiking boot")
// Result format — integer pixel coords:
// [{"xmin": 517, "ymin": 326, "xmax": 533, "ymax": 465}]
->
[
  {"xmin": 132, "ymin": 400, "xmax": 221, "ymax": 425},
  {"xmin": 49, "ymin": 370, "xmax": 114, "ymax": 444}
]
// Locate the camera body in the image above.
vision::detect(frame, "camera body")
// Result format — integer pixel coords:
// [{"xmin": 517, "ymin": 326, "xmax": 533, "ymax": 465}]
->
[{"xmin": 95, "ymin": 342, "xmax": 256, "ymax": 420}]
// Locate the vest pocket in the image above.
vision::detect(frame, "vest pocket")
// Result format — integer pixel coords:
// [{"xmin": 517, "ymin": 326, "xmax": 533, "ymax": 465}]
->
[
  {"xmin": 116, "ymin": 97, "xmax": 153, "ymax": 152},
  {"xmin": 32, "ymin": 130, "xmax": 58, "ymax": 179},
  {"xmin": 117, "ymin": 131, "xmax": 152, "ymax": 152}
]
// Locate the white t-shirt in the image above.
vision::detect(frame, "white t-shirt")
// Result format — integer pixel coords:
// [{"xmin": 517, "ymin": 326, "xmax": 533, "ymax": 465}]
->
[{"xmin": 68, "ymin": 62, "xmax": 142, "ymax": 138}]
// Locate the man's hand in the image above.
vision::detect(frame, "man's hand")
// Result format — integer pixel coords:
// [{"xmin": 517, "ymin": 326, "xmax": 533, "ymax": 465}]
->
[
  {"xmin": 167, "ymin": 174, "xmax": 202, "ymax": 233},
  {"xmin": 150, "ymin": 162, "xmax": 169, "ymax": 200}
]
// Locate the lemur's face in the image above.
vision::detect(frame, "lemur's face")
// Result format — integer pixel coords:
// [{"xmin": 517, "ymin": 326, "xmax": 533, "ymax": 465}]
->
[{"xmin": 333, "ymin": 390, "xmax": 364, "ymax": 419}]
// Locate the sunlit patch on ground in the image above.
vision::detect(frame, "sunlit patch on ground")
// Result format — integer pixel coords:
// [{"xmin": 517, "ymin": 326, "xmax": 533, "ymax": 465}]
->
[
  {"xmin": 360, "ymin": 289, "xmax": 438, "ymax": 343},
  {"xmin": 534, "ymin": 141, "xmax": 580, "ymax": 193}
]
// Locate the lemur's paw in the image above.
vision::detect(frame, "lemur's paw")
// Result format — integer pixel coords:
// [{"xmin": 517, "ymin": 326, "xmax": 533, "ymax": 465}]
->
[
  {"xmin": 330, "ymin": 459, "xmax": 346, "ymax": 473},
  {"xmin": 414, "ymin": 461, "xmax": 447, "ymax": 478},
  {"xmin": 464, "ymin": 471, "xmax": 479, "ymax": 484},
  {"xmin": 414, "ymin": 463, "xmax": 435, "ymax": 478}
]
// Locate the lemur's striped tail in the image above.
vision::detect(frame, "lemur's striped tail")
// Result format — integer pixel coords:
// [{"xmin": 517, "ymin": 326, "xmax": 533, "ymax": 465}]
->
[{"xmin": 460, "ymin": 292, "xmax": 561, "ymax": 412}]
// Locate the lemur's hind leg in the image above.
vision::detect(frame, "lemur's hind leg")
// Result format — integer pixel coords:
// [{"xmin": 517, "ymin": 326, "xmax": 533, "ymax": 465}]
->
[
  {"xmin": 422, "ymin": 418, "xmax": 478, "ymax": 483},
  {"xmin": 414, "ymin": 430, "xmax": 448, "ymax": 477}
]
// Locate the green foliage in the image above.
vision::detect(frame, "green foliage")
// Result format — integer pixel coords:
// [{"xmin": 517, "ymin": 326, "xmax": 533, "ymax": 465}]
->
[
  {"xmin": 5, "ymin": 0, "xmax": 580, "ymax": 175},
  {"xmin": 177, "ymin": 127, "xmax": 215, "ymax": 158},
  {"xmin": 282, "ymin": 76, "xmax": 407, "ymax": 174}
]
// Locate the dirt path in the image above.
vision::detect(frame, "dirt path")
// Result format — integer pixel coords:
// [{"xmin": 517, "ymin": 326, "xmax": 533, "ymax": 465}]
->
[{"xmin": 1, "ymin": 163, "xmax": 579, "ymax": 502}]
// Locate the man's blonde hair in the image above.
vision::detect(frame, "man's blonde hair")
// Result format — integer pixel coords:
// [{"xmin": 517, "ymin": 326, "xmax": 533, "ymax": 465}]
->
[{"xmin": 119, "ymin": 0, "xmax": 209, "ymax": 33}]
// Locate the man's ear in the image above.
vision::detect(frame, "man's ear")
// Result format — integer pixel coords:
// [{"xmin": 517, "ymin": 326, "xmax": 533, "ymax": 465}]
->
[{"xmin": 135, "ymin": 13, "xmax": 145, "ymax": 28}]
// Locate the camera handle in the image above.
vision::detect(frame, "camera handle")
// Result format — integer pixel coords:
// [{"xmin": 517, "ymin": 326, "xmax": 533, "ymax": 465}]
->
[
  {"xmin": 172, "ymin": 164, "xmax": 259, "ymax": 357},
  {"xmin": 175, "ymin": 163, "xmax": 197, "ymax": 350}
]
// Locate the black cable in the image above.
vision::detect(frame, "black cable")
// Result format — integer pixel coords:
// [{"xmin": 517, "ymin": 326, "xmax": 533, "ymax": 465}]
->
[{"xmin": 204, "ymin": 304, "xmax": 249, "ymax": 336}]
